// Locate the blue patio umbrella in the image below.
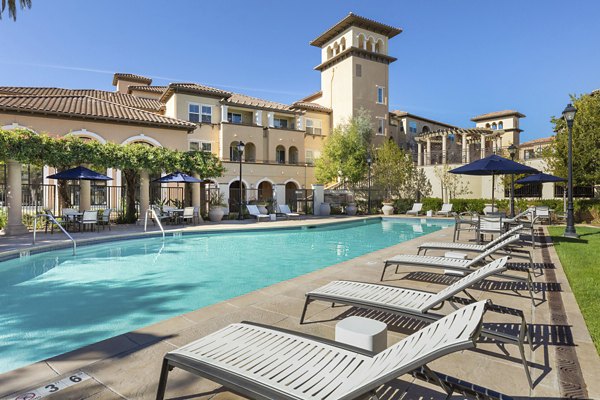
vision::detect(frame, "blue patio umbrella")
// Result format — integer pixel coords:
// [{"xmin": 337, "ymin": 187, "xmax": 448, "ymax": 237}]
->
[
  {"xmin": 46, "ymin": 165, "xmax": 112, "ymax": 181},
  {"xmin": 152, "ymin": 172, "xmax": 202, "ymax": 183},
  {"xmin": 515, "ymin": 172, "xmax": 566, "ymax": 184},
  {"xmin": 450, "ymin": 154, "xmax": 539, "ymax": 208}
]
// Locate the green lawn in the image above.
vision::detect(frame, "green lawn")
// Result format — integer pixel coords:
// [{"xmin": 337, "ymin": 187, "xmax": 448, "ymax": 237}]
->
[{"xmin": 548, "ymin": 226, "xmax": 600, "ymax": 353}]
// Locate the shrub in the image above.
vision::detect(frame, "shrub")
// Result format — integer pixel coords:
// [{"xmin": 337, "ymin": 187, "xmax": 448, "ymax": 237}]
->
[
  {"xmin": 0, "ymin": 209, "xmax": 6, "ymax": 229},
  {"xmin": 393, "ymin": 198, "xmax": 415, "ymax": 214},
  {"xmin": 421, "ymin": 197, "xmax": 443, "ymax": 213}
]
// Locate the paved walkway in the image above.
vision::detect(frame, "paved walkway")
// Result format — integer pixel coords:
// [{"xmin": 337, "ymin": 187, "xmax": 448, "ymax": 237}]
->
[{"xmin": 0, "ymin": 219, "xmax": 598, "ymax": 399}]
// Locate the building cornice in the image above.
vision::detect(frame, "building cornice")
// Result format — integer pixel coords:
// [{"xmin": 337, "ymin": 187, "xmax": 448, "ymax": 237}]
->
[{"xmin": 314, "ymin": 46, "xmax": 397, "ymax": 71}]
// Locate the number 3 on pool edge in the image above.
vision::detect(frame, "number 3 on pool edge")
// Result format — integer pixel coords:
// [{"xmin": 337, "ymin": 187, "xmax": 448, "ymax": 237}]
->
[
  {"xmin": 45, "ymin": 383, "xmax": 59, "ymax": 392},
  {"xmin": 70, "ymin": 375, "xmax": 82, "ymax": 383}
]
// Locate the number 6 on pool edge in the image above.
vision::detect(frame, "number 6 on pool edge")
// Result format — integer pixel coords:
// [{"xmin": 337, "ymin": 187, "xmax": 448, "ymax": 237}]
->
[{"xmin": 70, "ymin": 375, "xmax": 82, "ymax": 383}]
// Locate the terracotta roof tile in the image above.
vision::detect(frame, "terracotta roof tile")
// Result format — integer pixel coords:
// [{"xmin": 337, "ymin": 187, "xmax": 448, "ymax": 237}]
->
[
  {"xmin": 112, "ymin": 73, "xmax": 152, "ymax": 86},
  {"xmin": 159, "ymin": 83, "xmax": 232, "ymax": 102},
  {"xmin": 299, "ymin": 91, "xmax": 322, "ymax": 102},
  {"xmin": 127, "ymin": 85, "xmax": 167, "ymax": 94},
  {"xmin": 471, "ymin": 110, "xmax": 526, "ymax": 122},
  {"xmin": 390, "ymin": 110, "xmax": 457, "ymax": 129},
  {"xmin": 226, "ymin": 93, "xmax": 294, "ymax": 113},
  {"xmin": 520, "ymin": 136, "xmax": 554, "ymax": 147},
  {"xmin": 0, "ymin": 94, "xmax": 195, "ymax": 130},
  {"xmin": 0, "ymin": 87, "xmax": 164, "ymax": 112},
  {"xmin": 290, "ymin": 101, "xmax": 332, "ymax": 113},
  {"xmin": 310, "ymin": 13, "xmax": 402, "ymax": 47}
]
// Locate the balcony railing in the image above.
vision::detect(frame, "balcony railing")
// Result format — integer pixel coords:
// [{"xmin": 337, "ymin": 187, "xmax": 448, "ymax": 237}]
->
[
  {"xmin": 416, "ymin": 146, "xmax": 524, "ymax": 166},
  {"xmin": 222, "ymin": 158, "xmax": 308, "ymax": 166}
]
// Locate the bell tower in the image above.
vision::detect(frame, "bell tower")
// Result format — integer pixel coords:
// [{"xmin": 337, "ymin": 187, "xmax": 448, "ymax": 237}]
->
[{"xmin": 310, "ymin": 13, "xmax": 402, "ymax": 143}]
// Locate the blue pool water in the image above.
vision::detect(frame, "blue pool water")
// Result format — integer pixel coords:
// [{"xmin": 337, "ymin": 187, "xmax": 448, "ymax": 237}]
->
[{"xmin": 0, "ymin": 218, "xmax": 452, "ymax": 373}]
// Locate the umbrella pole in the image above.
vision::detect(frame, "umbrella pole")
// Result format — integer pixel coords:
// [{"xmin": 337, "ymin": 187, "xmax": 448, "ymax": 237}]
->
[{"xmin": 491, "ymin": 173, "xmax": 495, "ymax": 211}]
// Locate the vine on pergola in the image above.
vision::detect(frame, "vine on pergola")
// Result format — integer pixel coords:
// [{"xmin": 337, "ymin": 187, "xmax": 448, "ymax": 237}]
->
[{"xmin": 0, "ymin": 129, "xmax": 224, "ymax": 221}]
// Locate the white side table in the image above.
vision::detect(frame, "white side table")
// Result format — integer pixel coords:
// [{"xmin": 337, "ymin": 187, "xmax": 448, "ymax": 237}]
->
[
  {"xmin": 269, "ymin": 213, "xmax": 276, "ymax": 221},
  {"xmin": 335, "ymin": 316, "xmax": 387, "ymax": 353},
  {"xmin": 444, "ymin": 251, "xmax": 468, "ymax": 259}
]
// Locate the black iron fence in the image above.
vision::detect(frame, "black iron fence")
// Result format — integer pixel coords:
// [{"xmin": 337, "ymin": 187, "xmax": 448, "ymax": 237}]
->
[
  {"xmin": 554, "ymin": 185, "xmax": 595, "ymax": 198},
  {"xmin": 286, "ymin": 189, "xmax": 313, "ymax": 214}
]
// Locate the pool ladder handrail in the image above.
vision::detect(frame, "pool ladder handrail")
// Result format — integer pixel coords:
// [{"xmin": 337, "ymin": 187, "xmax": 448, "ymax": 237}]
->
[
  {"xmin": 144, "ymin": 208, "xmax": 165, "ymax": 240},
  {"xmin": 33, "ymin": 213, "xmax": 77, "ymax": 256}
]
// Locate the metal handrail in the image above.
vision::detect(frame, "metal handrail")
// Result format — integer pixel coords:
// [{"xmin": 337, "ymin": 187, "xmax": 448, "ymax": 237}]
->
[
  {"xmin": 144, "ymin": 208, "xmax": 165, "ymax": 240},
  {"xmin": 33, "ymin": 214, "xmax": 77, "ymax": 255}
]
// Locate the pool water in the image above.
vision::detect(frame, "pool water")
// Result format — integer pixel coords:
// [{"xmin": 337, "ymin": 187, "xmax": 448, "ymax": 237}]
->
[{"xmin": 0, "ymin": 218, "xmax": 452, "ymax": 373}]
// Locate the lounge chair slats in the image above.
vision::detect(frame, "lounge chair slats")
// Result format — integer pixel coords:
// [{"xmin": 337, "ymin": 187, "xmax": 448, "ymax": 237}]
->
[
  {"xmin": 418, "ymin": 225, "xmax": 523, "ymax": 255},
  {"xmin": 157, "ymin": 302, "xmax": 488, "ymax": 400}
]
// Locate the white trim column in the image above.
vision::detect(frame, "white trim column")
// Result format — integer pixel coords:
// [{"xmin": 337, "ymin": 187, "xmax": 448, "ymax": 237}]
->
[
  {"xmin": 267, "ymin": 112, "xmax": 275, "ymax": 128},
  {"xmin": 426, "ymin": 138, "xmax": 431, "ymax": 166},
  {"xmin": 312, "ymin": 184, "xmax": 324, "ymax": 216},
  {"xmin": 462, "ymin": 134, "xmax": 468, "ymax": 163},
  {"xmin": 441, "ymin": 133, "xmax": 448, "ymax": 164},
  {"xmin": 417, "ymin": 142, "xmax": 423, "ymax": 166},
  {"xmin": 274, "ymin": 183, "xmax": 286, "ymax": 209},
  {"xmin": 192, "ymin": 173, "xmax": 201, "ymax": 208},
  {"xmin": 221, "ymin": 105, "xmax": 228, "ymax": 123},
  {"xmin": 254, "ymin": 110, "xmax": 263, "ymax": 126},
  {"xmin": 296, "ymin": 115, "xmax": 303, "ymax": 131},
  {"xmin": 5, "ymin": 160, "xmax": 28, "ymax": 235},
  {"xmin": 480, "ymin": 134, "xmax": 486, "ymax": 159}
]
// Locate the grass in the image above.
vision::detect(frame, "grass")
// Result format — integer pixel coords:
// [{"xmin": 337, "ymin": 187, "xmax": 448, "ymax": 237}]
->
[{"xmin": 548, "ymin": 226, "xmax": 600, "ymax": 353}]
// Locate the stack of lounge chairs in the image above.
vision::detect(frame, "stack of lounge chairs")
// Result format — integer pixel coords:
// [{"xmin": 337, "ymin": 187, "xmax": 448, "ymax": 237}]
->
[{"xmin": 156, "ymin": 222, "xmax": 538, "ymax": 399}]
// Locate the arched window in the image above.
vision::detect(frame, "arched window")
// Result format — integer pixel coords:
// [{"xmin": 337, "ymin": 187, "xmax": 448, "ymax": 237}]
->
[
  {"xmin": 485, "ymin": 123, "xmax": 491, "ymax": 128},
  {"xmin": 492, "ymin": 123, "xmax": 497, "ymax": 130},
  {"xmin": 358, "ymin": 34, "xmax": 365, "ymax": 50},
  {"xmin": 258, "ymin": 181, "xmax": 273, "ymax": 202},
  {"xmin": 327, "ymin": 46, "xmax": 333, "ymax": 59},
  {"xmin": 244, "ymin": 142, "xmax": 256, "ymax": 162},
  {"xmin": 367, "ymin": 37, "xmax": 375, "ymax": 52},
  {"xmin": 422, "ymin": 126, "xmax": 430, "ymax": 133},
  {"xmin": 498, "ymin": 121, "xmax": 504, "ymax": 129},
  {"xmin": 229, "ymin": 141, "xmax": 242, "ymax": 161},
  {"xmin": 276, "ymin": 145, "xmax": 286, "ymax": 164},
  {"xmin": 289, "ymin": 146, "xmax": 299, "ymax": 165},
  {"xmin": 340, "ymin": 37, "xmax": 346, "ymax": 51},
  {"xmin": 375, "ymin": 39, "xmax": 383, "ymax": 53},
  {"xmin": 333, "ymin": 42, "xmax": 340, "ymax": 55}
]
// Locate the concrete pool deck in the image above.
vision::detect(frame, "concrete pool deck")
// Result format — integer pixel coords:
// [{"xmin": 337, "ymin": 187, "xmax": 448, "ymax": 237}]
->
[{"xmin": 0, "ymin": 217, "xmax": 598, "ymax": 399}]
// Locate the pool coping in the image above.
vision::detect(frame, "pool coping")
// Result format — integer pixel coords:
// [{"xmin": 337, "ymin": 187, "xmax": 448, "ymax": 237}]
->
[{"xmin": 0, "ymin": 215, "xmax": 451, "ymax": 262}]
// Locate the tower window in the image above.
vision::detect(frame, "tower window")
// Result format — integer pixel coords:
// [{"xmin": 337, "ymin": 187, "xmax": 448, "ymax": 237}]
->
[
  {"xmin": 377, "ymin": 118, "xmax": 385, "ymax": 135},
  {"xmin": 356, "ymin": 64, "xmax": 362, "ymax": 77},
  {"xmin": 376, "ymin": 86, "xmax": 385, "ymax": 104},
  {"xmin": 498, "ymin": 122, "xmax": 504, "ymax": 129}
]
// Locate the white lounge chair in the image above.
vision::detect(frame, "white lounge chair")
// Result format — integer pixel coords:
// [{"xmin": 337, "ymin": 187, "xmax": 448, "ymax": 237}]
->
[
  {"xmin": 418, "ymin": 224, "xmax": 524, "ymax": 255},
  {"xmin": 156, "ymin": 301, "xmax": 489, "ymax": 400},
  {"xmin": 301, "ymin": 257, "xmax": 533, "ymax": 387},
  {"xmin": 382, "ymin": 234, "xmax": 535, "ymax": 302},
  {"xmin": 246, "ymin": 204, "xmax": 270, "ymax": 222},
  {"xmin": 436, "ymin": 203, "xmax": 453, "ymax": 217},
  {"xmin": 406, "ymin": 202, "xmax": 422, "ymax": 216},
  {"xmin": 277, "ymin": 204, "xmax": 300, "ymax": 219}
]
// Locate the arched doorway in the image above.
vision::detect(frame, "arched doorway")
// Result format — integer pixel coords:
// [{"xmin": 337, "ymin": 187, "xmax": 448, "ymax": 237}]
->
[
  {"xmin": 285, "ymin": 181, "xmax": 298, "ymax": 207},
  {"xmin": 288, "ymin": 146, "xmax": 298, "ymax": 165},
  {"xmin": 258, "ymin": 181, "xmax": 273, "ymax": 203},
  {"xmin": 229, "ymin": 180, "xmax": 246, "ymax": 213}
]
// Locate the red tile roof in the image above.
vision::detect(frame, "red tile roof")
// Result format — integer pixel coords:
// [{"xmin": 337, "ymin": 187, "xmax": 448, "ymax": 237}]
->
[
  {"xmin": 159, "ymin": 83, "xmax": 232, "ymax": 103},
  {"xmin": 519, "ymin": 136, "xmax": 554, "ymax": 147},
  {"xmin": 471, "ymin": 110, "xmax": 526, "ymax": 122},
  {"xmin": 310, "ymin": 13, "xmax": 402, "ymax": 47},
  {"xmin": 112, "ymin": 73, "xmax": 152, "ymax": 86}
]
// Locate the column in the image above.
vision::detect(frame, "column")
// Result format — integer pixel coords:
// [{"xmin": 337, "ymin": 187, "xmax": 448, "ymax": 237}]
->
[
  {"xmin": 79, "ymin": 180, "xmax": 91, "ymax": 211},
  {"xmin": 221, "ymin": 183, "xmax": 230, "ymax": 215},
  {"xmin": 274, "ymin": 183, "xmax": 286, "ymax": 209},
  {"xmin": 5, "ymin": 160, "xmax": 28, "ymax": 235},
  {"xmin": 426, "ymin": 138, "xmax": 431, "ymax": 165},
  {"xmin": 296, "ymin": 115, "xmax": 304, "ymax": 131},
  {"xmin": 221, "ymin": 105, "xmax": 228, "ymax": 123},
  {"xmin": 480, "ymin": 134, "xmax": 486, "ymax": 159},
  {"xmin": 312, "ymin": 184, "xmax": 324, "ymax": 216},
  {"xmin": 441, "ymin": 134, "xmax": 447, "ymax": 164},
  {"xmin": 267, "ymin": 112, "xmax": 275, "ymax": 128},
  {"xmin": 462, "ymin": 134, "xmax": 468, "ymax": 163},
  {"xmin": 191, "ymin": 173, "xmax": 201, "ymax": 208},
  {"xmin": 417, "ymin": 142, "xmax": 423, "ymax": 166},
  {"xmin": 254, "ymin": 110, "xmax": 263, "ymax": 126},
  {"xmin": 139, "ymin": 169, "xmax": 150, "ymax": 219}
]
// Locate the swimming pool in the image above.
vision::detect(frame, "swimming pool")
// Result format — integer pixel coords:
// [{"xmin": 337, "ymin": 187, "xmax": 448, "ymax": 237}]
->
[{"xmin": 0, "ymin": 218, "xmax": 453, "ymax": 373}]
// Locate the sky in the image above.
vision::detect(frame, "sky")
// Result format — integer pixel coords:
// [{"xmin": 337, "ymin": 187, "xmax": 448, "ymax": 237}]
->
[{"xmin": 1, "ymin": 0, "xmax": 599, "ymax": 141}]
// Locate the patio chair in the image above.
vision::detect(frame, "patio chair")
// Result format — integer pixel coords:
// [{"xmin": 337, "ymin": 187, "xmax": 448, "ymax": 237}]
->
[
  {"xmin": 181, "ymin": 207, "xmax": 195, "ymax": 225},
  {"xmin": 406, "ymin": 202, "xmax": 423, "ymax": 216},
  {"xmin": 534, "ymin": 206, "xmax": 551, "ymax": 225},
  {"xmin": 452, "ymin": 212, "xmax": 478, "ymax": 241},
  {"xmin": 43, "ymin": 209, "xmax": 66, "ymax": 234},
  {"xmin": 477, "ymin": 216, "xmax": 503, "ymax": 244},
  {"xmin": 277, "ymin": 204, "xmax": 300, "ymax": 219},
  {"xmin": 301, "ymin": 257, "xmax": 533, "ymax": 387},
  {"xmin": 436, "ymin": 203, "xmax": 453, "ymax": 217},
  {"xmin": 381, "ymin": 234, "xmax": 535, "ymax": 303},
  {"xmin": 98, "ymin": 208, "xmax": 113, "ymax": 231},
  {"xmin": 418, "ymin": 224, "xmax": 524, "ymax": 255},
  {"xmin": 79, "ymin": 210, "xmax": 98, "ymax": 232},
  {"xmin": 151, "ymin": 206, "xmax": 170, "ymax": 226},
  {"xmin": 156, "ymin": 301, "xmax": 489, "ymax": 400},
  {"xmin": 246, "ymin": 204, "xmax": 270, "ymax": 222}
]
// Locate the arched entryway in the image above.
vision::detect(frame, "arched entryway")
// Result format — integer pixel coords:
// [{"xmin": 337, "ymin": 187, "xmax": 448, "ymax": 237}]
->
[
  {"xmin": 285, "ymin": 181, "xmax": 299, "ymax": 207},
  {"xmin": 228, "ymin": 180, "xmax": 246, "ymax": 213},
  {"xmin": 258, "ymin": 181, "xmax": 273, "ymax": 202}
]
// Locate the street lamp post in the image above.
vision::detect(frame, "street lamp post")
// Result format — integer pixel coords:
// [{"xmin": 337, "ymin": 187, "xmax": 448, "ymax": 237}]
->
[
  {"xmin": 237, "ymin": 141, "xmax": 245, "ymax": 220},
  {"xmin": 508, "ymin": 143, "xmax": 517, "ymax": 217},
  {"xmin": 562, "ymin": 103, "xmax": 578, "ymax": 238},
  {"xmin": 366, "ymin": 154, "xmax": 372, "ymax": 215}
]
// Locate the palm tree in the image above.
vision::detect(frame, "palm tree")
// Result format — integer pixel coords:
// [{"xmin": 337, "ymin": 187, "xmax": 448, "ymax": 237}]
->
[{"xmin": 0, "ymin": 0, "xmax": 31, "ymax": 21}]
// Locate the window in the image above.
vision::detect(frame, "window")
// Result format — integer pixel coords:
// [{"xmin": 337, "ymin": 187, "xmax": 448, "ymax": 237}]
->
[
  {"xmin": 377, "ymin": 86, "xmax": 385, "ymax": 104},
  {"xmin": 227, "ymin": 112, "xmax": 242, "ymax": 124},
  {"xmin": 356, "ymin": 64, "xmax": 362, "ymax": 77},
  {"xmin": 189, "ymin": 141, "xmax": 212, "ymax": 152},
  {"xmin": 276, "ymin": 146, "xmax": 286, "ymax": 164},
  {"xmin": 306, "ymin": 118, "xmax": 322, "ymax": 135},
  {"xmin": 492, "ymin": 123, "xmax": 497, "ymax": 130},
  {"xmin": 274, "ymin": 118, "xmax": 288, "ymax": 129},
  {"xmin": 305, "ymin": 150, "xmax": 314, "ymax": 165},
  {"xmin": 377, "ymin": 118, "xmax": 385, "ymax": 135},
  {"xmin": 188, "ymin": 104, "xmax": 200, "ymax": 123},
  {"xmin": 498, "ymin": 121, "xmax": 504, "ymax": 129},
  {"xmin": 201, "ymin": 106, "xmax": 212, "ymax": 123},
  {"xmin": 409, "ymin": 121, "xmax": 417, "ymax": 134}
]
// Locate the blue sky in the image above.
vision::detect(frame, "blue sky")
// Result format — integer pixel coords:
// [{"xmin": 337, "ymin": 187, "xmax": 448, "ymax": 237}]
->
[{"xmin": 1, "ymin": 0, "xmax": 599, "ymax": 141}]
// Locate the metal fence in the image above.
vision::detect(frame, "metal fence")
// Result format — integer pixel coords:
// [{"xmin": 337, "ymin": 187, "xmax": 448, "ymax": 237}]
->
[
  {"xmin": 286, "ymin": 189, "xmax": 313, "ymax": 214},
  {"xmin": 504, "ymin": 183, "xmax": 543, "ymax": 198},
  {"xmin": 554, "ymin": 185, "xmax": 595, "ymax": 198}
]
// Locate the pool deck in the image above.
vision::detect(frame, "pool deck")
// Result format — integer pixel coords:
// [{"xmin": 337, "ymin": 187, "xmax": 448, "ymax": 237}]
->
[{"xmin": 0, "ymin": 217, "xmax": 599, "ymax": 399}]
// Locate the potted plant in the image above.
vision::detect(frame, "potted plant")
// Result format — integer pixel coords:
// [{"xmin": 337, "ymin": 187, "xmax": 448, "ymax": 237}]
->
[
  {"xmin": 208, "ymin": 192, "xmax": 226, "ymax": 222},
  {"xmin": 319, "ymin": 202, "xmax": 331, "ymax": 216},
  {"xmin": 381, "ymin": 199, "xmax": 394, "ymax": 216}
]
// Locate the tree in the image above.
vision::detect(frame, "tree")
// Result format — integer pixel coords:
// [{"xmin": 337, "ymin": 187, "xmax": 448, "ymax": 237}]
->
[
  {"xmin": 545, "ymin": 92, "xmax": 600, "ymax": 188},
  {"xmin": 0, "ymin": 0, "xmax": 31, "ymax": 20},
  {"xmin": 434, "ymin": 164, "xmax": 471, "ymax": 202},
  {"xmin": 372, "ymin": 140, "xmax": 413, "ymax": 200},
  {"xmin": 402, "ymin": 167, "xmax": 432, "ymax": 201},
  {"xmin": 315, "ymin": 111, "xmax": 372, "ymax": 187}
]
